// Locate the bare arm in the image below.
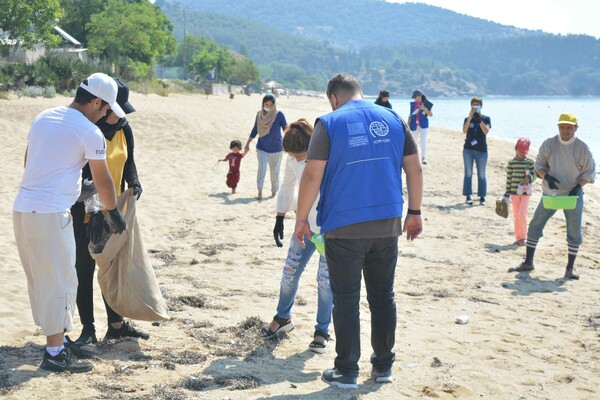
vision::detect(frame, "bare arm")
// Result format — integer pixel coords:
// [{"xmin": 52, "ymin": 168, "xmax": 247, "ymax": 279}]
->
[
  {"xmin": 479, "ymin": 119, "xmax": 490, "ymax": 135},
  {"xmin": 463, "ymin": 112, "xmax": 472, "ymax": 134},
  {"xmin": 402, "ymin": 153, "xmax": 423, "ymax": 240},
  {"xmin": 88, "ymin": 159, "xmax": 118, "ymax": 210},
  {"xmin": 244, "ymin": 136, "xmax": 254, "ymax": 151},
  {"xmin": 294, "ymin": 160, "xmax": 327, "ymax": 247},
  {"xmin": 23, "ymin": 146, "xmax": 28, "ymax": 167}
]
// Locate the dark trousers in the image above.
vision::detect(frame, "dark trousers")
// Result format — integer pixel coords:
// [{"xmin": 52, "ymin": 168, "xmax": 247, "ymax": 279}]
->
[
  {"xmin": 325, "ymin": 237, "xmax": 398, "ymax": 378},
  {"xmin": 72, "ymin": 202, "xmax": 123, "ymax": 326}
]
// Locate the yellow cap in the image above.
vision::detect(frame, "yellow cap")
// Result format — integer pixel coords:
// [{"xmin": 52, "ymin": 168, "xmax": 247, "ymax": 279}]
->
[{"xmin": 557, "ymin": 113, "xmax": 577, "ymax": 125}]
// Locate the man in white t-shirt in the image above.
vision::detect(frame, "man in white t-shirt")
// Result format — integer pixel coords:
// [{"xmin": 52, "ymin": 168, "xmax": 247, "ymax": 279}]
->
[{"xmin": 13, "ymin": 73, "xmax": 127, "ymax": 373}]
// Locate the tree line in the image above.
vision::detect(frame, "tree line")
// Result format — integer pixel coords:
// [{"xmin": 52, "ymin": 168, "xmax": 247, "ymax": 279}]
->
[{"xmin": 0, "ymin": 0, "xmax": 260, "ymax": 92}]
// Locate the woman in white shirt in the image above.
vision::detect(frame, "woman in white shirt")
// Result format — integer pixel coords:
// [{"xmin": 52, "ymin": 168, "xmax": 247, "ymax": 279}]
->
[{"xmin": 260, "ymin": 119, "xmax": 333, "ymax": 354}]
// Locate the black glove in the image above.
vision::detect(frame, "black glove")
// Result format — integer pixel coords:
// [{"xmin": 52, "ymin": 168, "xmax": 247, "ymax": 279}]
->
[
  {"xmin": 544, "ymin": 174, "xmax": 560, "ymax": 190},
  {"xmin": 273, "ymin": 215, "xmax": 284, "ymax": 247},
  {"xmin": 130, "ymin": 180, "xmax": 143, "ymax": 200},
  {"xmin": 87, "ymin": 212, "xmax": 106, "ymax": 244},
  {"xmin": 107, "ymin": 208, "xmax": 126, "ymax": 234},
  {"xmin": 568, "ymin": 184, "xmax": 581, "ymax": 196}
]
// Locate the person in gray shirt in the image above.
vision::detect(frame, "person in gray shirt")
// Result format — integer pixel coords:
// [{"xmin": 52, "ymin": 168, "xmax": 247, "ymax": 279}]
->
[{"xmin": 509, "ymin": 112, "xmax": 595, "ymax": 279}]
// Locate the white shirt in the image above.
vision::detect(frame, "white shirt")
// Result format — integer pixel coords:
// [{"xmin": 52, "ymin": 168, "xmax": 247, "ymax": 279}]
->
[
  {"xmin": 14, "ymin": 106, "xmax": 106, "ymax": 213},
  {"xmin": 276, "ymin": 155, "xmax": 320, "ymax": 231}
]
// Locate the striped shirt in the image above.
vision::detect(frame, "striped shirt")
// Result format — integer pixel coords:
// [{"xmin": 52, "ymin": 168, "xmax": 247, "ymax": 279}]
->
[{"xmin": 505, "ymin": 156, "xmax": 536, "ymax": 195}]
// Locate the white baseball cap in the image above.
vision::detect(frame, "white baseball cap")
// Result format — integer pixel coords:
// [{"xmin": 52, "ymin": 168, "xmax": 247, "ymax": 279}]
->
[{"xmin": 79, "ymin": 73, "xmax": 125, "ymax": 118}]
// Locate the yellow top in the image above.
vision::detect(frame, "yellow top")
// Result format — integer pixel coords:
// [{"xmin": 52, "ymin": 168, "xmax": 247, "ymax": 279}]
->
[{"xmin": 105, "ymin": 129, "xmax": 128, "ymax": 196}]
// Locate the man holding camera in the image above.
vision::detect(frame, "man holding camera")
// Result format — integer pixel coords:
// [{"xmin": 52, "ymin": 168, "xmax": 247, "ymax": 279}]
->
[{"xmin": 462, "ymin": 97, "xmax": 491, "ymax": 205}]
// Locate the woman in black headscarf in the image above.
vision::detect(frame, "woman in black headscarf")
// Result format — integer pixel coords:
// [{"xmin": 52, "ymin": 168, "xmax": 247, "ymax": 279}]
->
[{"xmin": 375, "ymin": 90, "xmax": 392, "ymax": 109}]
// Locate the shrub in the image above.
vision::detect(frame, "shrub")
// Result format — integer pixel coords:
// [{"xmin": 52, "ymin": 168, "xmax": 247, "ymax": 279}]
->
[{"xmin": 17, "ymin": 86, "xmax": 46, "ymax": 98}]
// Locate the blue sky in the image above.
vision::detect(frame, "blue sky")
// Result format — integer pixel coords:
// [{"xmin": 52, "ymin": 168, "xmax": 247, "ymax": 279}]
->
[{"xmin": 387, "ymin": 0, "xmax": 599, "ymax": 38}]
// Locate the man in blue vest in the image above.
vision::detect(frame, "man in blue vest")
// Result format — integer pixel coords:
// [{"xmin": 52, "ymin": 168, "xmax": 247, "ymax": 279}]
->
[{"xmin": 294, "ymin": 73, "xmax": 423, "ymax": 389}]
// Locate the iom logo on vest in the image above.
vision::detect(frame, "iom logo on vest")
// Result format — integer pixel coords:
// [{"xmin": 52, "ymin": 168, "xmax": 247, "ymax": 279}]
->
[{"xmin": 369, "ymin": 121, "xmax": 391, "ymax": 144}]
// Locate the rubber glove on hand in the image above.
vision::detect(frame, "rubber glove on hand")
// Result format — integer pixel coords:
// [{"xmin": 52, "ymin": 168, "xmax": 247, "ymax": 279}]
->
[
  {"xmin": 87, "ymin": 212, "xmax": 106, "ymax": 244},
  {"xmin": 107, "ymin": 208, "xmax": 126, "ymax": 234},
  {"xmin": 130, "ymin": 180, "xmax": 143, "ymax": 200},
  {"xmin": 273, "ymin": 215, "xmax": 284, "ymax": 247},
  {"xmin": 568, "ymin": 184, "xmax": 581, "ymax": 196},
  {"xmin": 544, "ymin": 174, "xmax": 560, "ymax": 190}
]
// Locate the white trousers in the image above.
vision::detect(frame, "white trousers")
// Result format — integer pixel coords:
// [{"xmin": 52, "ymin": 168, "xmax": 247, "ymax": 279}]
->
[
  {"xmin": 257, "ymin": 149, "xmax": 283, "ymax": 194},
  {"xmin": 13, "ymin": 211, "xmax": 77, "ymax": 336},
  {"xmin": 412, "ymin": 126, "xmax": 429, "ymax": 160}
]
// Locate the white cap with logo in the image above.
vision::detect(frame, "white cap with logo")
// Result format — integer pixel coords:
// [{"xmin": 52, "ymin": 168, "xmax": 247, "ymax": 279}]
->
[{"xmin": 79, "ymin": 73, "xmax": 125, "ymax": 118}]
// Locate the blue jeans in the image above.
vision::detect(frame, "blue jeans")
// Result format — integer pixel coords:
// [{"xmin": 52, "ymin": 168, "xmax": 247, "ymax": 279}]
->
[
  {"xmin": 527, "ymin": 192, "xmax": 584, "ymax": 246},
  {"xmin": 325, "ymin": 237, "xmax": 398, "ymax": 378},
  {"xmin": 276, "ymin": 234, "xmax": 333, "ymax": 334},
  {"xmin": 462, "ymin": 148, "xmax": 488, "ymax": 197}
]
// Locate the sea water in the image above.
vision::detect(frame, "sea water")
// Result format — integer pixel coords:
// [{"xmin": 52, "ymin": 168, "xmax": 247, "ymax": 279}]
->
[{"xmin": 388, "ymin": 96, "xmax": 600, "ymax": 159}]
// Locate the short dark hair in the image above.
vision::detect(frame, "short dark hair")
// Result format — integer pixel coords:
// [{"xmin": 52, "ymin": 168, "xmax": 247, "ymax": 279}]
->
[
  {"xmin": 282, "ymin": 118, "xmax": 313, "ymax": 153},
  {"xmin": 74, "ymin": 79, "xmax": 107, "ymax": 107},
  {"xmin": 230, "ymin": 140, "xmax": 242, "ymax": 150},
  {"xmin": 326, "ymin": 73, "xmax": 361, "ymax": 99},
  {"xmin": 470, "ymin": 97, "xmax": 483, "ymax": 106},
  {"xmin": 262, "ymin": 94, "xmax": 276, "ymax": 106}
]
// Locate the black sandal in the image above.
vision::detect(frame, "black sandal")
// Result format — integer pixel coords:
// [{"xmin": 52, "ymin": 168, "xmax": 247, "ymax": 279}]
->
[
  {"xmin": 260, "ymin": 315, "xmax": 294, "ymax": 340},
  {"xmin": 308, "ymin": 330, "xmax": 331, "ymax": 354}
]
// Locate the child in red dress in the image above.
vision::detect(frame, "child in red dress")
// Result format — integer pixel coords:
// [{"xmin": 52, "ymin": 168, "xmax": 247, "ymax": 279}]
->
[{"xmin": 219, "ymin": 140, "xmax": 248, "ymax": 193}]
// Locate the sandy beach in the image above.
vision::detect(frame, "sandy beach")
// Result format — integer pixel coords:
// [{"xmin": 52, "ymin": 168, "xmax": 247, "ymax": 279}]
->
[{"xmin": 0, "ymin": 91, "xmax": 599, "ymax": 399}]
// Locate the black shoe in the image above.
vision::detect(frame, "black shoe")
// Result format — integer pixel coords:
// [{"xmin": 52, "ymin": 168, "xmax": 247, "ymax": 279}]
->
[
  {"xmin": 371, "ymin": 367, "xmax": 393, "ymax": 383},
  {"xmin": 508, "ymin": 262, "xmax": 534, "ymax": 272},
  {"xmin": 74, "ymin": 324, "xmax": 98, "ymax": 345},
  {"xmin": 64, "ymin": 336, "xmax": 95, "ymax": 359},
  {"xmin": 39, "ymin": 348, "xmax": 94, "ymax": 373},
  {"xmin": 105, "ymin": 321, "xmax": 150, "ymax": 340},
  {"xmin": 321, "ymin": 368, "xmax": 358, "ymax": 389},
  {"xmin": 466, "ymin": 196, "xmax": 473, "ymax": 205},
  {"xmin": 480, "ymin": 197, "xmax": 486, "ymax": 206},
  {"xmin": 565, "ymin": 267, "xmax": 580, "ymax": 280}
]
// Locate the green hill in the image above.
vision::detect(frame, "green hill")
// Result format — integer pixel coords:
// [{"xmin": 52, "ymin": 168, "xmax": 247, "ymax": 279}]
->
[{"xmin": 156, "ymin": 0, "xmax": 600, "ymax": 96}]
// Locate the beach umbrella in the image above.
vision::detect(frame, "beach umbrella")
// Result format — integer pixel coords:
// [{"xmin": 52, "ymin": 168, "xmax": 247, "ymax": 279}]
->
[{"xmin": 263, "ymin": 80, "xmax": 283, "ymax": 90}]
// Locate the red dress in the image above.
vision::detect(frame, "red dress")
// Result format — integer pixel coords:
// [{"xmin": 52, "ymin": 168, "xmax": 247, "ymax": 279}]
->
[{"xmin": 225, "ymin": 152, "xmax": 243, "ymax": 189}]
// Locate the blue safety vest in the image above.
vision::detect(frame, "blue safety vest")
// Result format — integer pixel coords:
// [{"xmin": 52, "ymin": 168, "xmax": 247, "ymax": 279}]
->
[
  {"xmin": 316, "ymin": 100, "xmax": 405, "ymax": 233},
  {"xmin": 408, "ymin": 101, "xmax": 429, "ymax": 130}
]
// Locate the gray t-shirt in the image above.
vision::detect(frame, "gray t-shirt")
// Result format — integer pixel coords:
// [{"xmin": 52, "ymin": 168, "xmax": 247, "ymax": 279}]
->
[
  {"xmin": 307, "ymin": 120, "xmax": 418, "ymax": 239},
  {"xmin": 535, "ymin": 135, "xmax": 596, "ymax": 195}
]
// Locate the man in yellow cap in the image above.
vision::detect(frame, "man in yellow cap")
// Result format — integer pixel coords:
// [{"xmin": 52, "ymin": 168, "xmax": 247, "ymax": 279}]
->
[{"xmin": 509, "ymin": 113, "xmax": 595, "ymax": 279}]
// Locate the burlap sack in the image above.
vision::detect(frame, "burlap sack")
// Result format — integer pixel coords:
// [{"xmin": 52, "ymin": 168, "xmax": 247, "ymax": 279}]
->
[
  {"xmin": 495, "ymin": 199, "xmax": 509, "ymax": 219},
  {"xmin": 90, "ymin": 189, "xmax": 169, "ymax": 321}
]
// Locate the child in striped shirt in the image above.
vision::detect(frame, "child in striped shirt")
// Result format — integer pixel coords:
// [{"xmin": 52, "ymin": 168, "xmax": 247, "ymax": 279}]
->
[{"xmin": 504, "ymin": 138, "xmax": 536, "ymax": 245}]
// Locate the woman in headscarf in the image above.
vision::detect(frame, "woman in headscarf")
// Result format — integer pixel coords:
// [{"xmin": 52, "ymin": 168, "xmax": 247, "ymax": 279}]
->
[
  {"xmin": 244, "ymin": 94, "xmax": 288, "ymax": 200},
  {"xmin": 72, "ymin": 78, "xmax": 148, "ymax": 345},
  {"xmin": 374, "ymin": 89, "xmax": 392, "ymax": 109}
]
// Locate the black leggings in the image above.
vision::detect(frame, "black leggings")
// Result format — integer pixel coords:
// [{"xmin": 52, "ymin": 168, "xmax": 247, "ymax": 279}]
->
[{"xmin": 72, "ymin": 202, "xmax": 123, "ymax": 325}]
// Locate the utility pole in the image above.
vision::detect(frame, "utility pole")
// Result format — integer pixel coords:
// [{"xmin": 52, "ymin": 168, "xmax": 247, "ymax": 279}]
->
[{"xmin": 182, "ymin": 5, "xmax": 187, "ymax": 81}]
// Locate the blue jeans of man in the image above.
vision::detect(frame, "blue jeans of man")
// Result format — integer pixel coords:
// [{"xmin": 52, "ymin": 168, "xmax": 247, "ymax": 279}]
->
[
  {"xmin": 527, "ymin": 191, "xmax": 584, "ymax": 246},
  {"xmin": 325, "ymin": 237, "xmax": 398, "ymax": 378},
  {"xmin": 276, "ymin": 234, "xmax": 333, "ymax": 334},
  {"xmin": 462, "ymin": 148, "xmax": 488, "ymax": 197}
]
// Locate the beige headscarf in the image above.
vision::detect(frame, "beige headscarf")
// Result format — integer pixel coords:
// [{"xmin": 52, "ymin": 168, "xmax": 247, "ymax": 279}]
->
[{"xmin": 256, "ymin": 106, "xmax": 278, "ymax": 137}]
